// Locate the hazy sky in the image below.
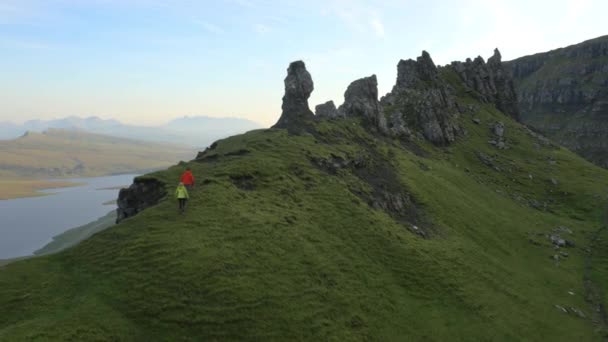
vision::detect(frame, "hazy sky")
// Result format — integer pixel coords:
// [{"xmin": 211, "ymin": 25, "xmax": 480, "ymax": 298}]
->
[{"xmin": 1, "ymin": 0, "xmax": 606, "ymax": 127}]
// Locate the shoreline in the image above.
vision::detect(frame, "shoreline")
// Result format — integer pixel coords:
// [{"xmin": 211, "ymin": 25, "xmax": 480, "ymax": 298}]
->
[{"xmin": 0, "ymin": 179, "xmax": 85, "ymax": 200}]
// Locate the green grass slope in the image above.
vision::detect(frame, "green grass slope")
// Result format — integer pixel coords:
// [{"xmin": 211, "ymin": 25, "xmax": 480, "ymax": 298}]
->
[
  {"xmin": 1, "ymin": 81, "xmax": 608, "ymax": 340},
  {"xmin": 33, "ymin": 211, "xmax": 116, "ymax": 257}
]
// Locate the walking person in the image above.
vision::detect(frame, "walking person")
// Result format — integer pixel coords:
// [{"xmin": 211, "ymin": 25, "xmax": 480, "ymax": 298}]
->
[
  {"xmin": 175, "ymin": 182, "xmax": 189, "ymax": 214},
  {"xmin": 181, "ymin": 167, "xmax": 195, "ymax": 191}
]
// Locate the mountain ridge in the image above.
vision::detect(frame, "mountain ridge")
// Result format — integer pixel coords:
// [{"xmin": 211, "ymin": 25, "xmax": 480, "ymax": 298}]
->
[
  {"xmin": 1, "ymin": 48, "xmax": 608, "ymax": 340},
  {"xmin": 505, "ymin": 34, "xmax": 608, "ymax": 168},
  {"xmin": 0, "ymin": 115, "xmax": 262, "ymax": 147}
]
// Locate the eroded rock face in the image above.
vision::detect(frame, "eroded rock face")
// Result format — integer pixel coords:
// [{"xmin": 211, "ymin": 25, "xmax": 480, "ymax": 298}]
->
[
  {"xmin": 273, "ymin": 61, "xmax": 315, "ymax": 132},
  {"xmin": 339, "ymin": 75, "xmax": 388, "ymax": 133},
  {"xmin": 116, "ymin": 178, "xmax": 166, "ymax": 223},
  {"xmin": 315, "ymin": 100, "xmax": 340, "ymax": 118},
  {"xmin": 505, "ymin": 36, "xmax": 608, "ymax": 168},
  {"xmin": 381, "ymin": 51, "xmax": 461, "ymax": 145},
  {"xmin": 451, "ymin": 49, "xmax": 520, "ymax": 121}
]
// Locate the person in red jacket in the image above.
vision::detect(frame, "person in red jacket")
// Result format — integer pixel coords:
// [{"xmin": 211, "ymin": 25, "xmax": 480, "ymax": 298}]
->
[{"xmin": 180, "ymin": 167, "xmax": 195, "ymax": 191}]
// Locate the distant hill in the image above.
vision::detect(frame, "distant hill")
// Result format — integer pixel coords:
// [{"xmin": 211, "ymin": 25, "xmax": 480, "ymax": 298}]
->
[
  {"xmin": 0, "ymin": 128, "xmax": 196, "ymax": 178},
  {"xmin": 505, "ymin": 35, "xmax": 608, "ymax": 168},
  {"xmin": 0, "ymin": 116, "xmax": 262, "ymax": 148}
]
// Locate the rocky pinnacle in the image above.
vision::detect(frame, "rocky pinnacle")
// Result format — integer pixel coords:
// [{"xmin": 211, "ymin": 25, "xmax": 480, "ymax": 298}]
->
[
  {"xmin": 338, "ymin": 75, "xmax": 388, "ymax": 133},
  {"xmin": 273, "ymin": 61, "xmax": 315, "ymax": 132}
]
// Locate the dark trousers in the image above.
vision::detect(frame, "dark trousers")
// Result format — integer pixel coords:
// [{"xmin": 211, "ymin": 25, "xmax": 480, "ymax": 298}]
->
[
  {"xmin": 178, "ymin": 198, "xmax": 187, "ymax": 212},
  {"xmin": 185, "ymin": 184, "xmax": 193, "ymax": 191}
]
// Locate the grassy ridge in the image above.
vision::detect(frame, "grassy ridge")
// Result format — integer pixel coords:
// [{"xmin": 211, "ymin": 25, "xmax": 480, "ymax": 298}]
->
[{"xmin": 1, "ymin": 93, "xmax": 608, "ymax": 338}]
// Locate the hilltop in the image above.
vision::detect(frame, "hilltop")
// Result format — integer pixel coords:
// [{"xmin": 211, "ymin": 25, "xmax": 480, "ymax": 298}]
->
[
  {"xmin": 505, "ymin": 35, "xmax": 608, "ymax": 168},
  {"xmin": 1, "ymin": 49, "xmax": 608, "ymax": 340}
]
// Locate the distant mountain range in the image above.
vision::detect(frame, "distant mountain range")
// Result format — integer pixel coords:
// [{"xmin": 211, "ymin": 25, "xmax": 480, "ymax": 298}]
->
[{"xmin": 0, "ymin": 116, "xmax": 262, "ymax": 148}]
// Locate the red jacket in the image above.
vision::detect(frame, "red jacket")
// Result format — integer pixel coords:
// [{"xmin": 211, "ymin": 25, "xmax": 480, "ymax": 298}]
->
[{"xmin": 181, "ymin": 170, "xmax": 195, "ymax": 185}]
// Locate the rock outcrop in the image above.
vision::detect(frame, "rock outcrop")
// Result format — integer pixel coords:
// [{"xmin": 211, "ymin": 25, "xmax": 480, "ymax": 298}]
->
[
  {"xmin": 451, "ymin": 49, "xmax": 520, "ymax": 121},
  {"xmin": 116, "ymin": 177, "xmax": 166, "ymax": 223},
  {"xmin": 272, "ymin": 61, "xmax": 315, "ymax": 133},
  {"xmin": 381, "ymin": 51, "xmax": 461, "ymax": 145},
  {"xmin": 505, "ymin": 35, "xmax": 608, "ymax": 168},
  {"xmin": 315, "ymin": 100, "xmax": 340, "ymax": 118},
  {"xmin": 338, "ymin": 75, "xmax": 388, "ymax": 133},
  {"xmin": 273, "ymin": 50, "xmax": 522, "ymax": 147}
]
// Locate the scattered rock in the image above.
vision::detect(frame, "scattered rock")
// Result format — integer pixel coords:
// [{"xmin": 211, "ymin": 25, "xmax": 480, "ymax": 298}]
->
[
  {"xmin": 554, "ymin": 226, "xmax": 572, "ymax": 235},
  {"xmin": 569, "ymin": 307, "xmax": 586, "ymax": 319},
  {"xmin": 550, "ymin": 178, "xmax": 559, "ymax": 186},
  {"xmin": 493, "ymin": 121, "xmax": 505, "ymax": 137},
  {"xmin": 550, "ymin": 234, "xmax": 567, "ymax": 247},
  {"xmin": 473, "ymin": 118, "xmax": 481, "ymax": 124}
]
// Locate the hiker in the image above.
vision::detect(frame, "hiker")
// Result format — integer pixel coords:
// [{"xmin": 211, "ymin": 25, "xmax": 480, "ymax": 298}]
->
[
  {"xmin": 180, "ymin": 167, "xmax": 195, "ymax": 191},
  {"xmin": 175, "ymin": 182, "xmax": 189, "ymax": 214}
]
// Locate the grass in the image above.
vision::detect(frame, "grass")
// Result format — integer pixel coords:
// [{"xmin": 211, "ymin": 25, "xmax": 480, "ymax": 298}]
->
[
  {"xmin": 33, "ymin": 211, "xmax": 116, "ymax": 256},
  {"xmin": 1, "ymin": 84, "xmax": 608, "ymax": 339},
  {"xmin": 0, "ymin": 179, "xmax": 83, "ymax": 200}
]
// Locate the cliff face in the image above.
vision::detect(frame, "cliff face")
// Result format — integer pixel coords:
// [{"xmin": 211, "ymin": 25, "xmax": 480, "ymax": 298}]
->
[
  {"xmin": 116, "ymin": 177, "xmax": 166, "ymax": 223},
  {"xmin": 505, "ymin": 35, "xmax": 608, "ymax": 167},
  {"xmin": 381, "ymin": 51, "xmax": 462, "ymax": 145}
]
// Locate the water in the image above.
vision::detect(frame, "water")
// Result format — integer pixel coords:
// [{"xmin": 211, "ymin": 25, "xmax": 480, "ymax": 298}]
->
[{"xmin": 0, "ymin": 174, "xmax": 138, "ymax": 259}]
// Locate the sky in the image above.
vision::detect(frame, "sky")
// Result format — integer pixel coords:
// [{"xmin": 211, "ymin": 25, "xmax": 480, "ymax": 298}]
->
[{"xmin": 0, "ymin": 0, "xmax": 606, "ymax": 127}]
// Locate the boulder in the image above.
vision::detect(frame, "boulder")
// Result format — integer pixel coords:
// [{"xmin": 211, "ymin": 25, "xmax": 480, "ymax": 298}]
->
[{"xmin": 315, "ymin": 100, "xmax": 340, "ymax": 118}]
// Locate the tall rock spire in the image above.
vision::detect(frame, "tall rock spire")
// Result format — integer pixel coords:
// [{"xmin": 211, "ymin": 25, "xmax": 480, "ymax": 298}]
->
[{"xmin": 272, "ymin": 61, "xmax": 315, "ymax": 133}]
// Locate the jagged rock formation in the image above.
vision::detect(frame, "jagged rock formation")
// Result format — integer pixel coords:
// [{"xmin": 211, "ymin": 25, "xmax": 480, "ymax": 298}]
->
[
  {"xmin": 315, "ymin": 100, "xmax": 340, "ymax": 118},
  {"xmin": 275, "ymin": 49, "xmax": 520, "ymax": 146},
  {"xmin": 338, "ymin": 75, "xmax": 388, "ymax": 133},
  {"xmin": 505, "ymin": 35, "xmax": 608, "ymax": 167},
  {"xmin": 116, "ymin": 178, "xmax": 166, "ymax": 223},
  {"xmin": 451, "ymin": 49, "xmax": 520, "ymax": 121},
  {"xmin": 381, "ymin": 51, "xmax": 461, "ymax": 144},
  {"xmin": 272, "ymin": 61, "xmax": 315, "ymax": 133}
]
